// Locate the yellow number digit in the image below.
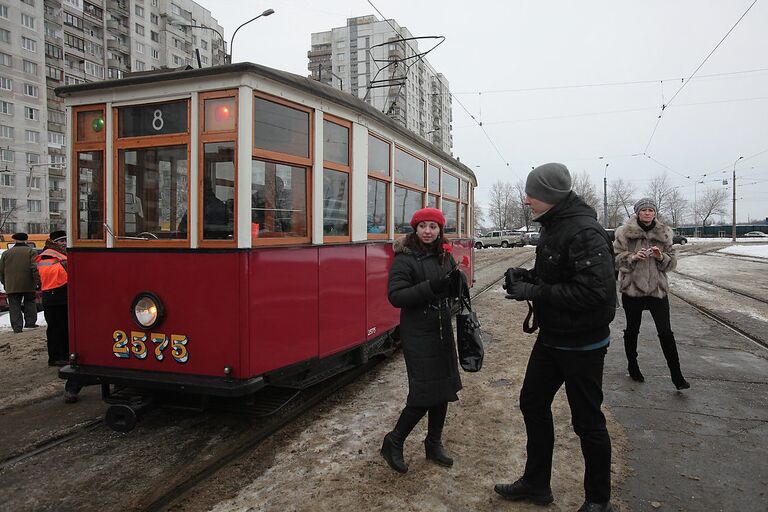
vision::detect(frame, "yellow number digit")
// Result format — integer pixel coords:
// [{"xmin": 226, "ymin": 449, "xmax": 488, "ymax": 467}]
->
[
  {"xmin": 130, "ymin": 331, "xmax": 148, "ymax": 360},
  {"xmin": 113, "ymin": 330, "xmax": 129, "ymax": 359},
  {"xmin": 151, "ymin": 333, "xmax": 168, "ymax": 361},
  {"xmin": 170, "ymin": 334, "xmax": 189, "ymax": 363}
]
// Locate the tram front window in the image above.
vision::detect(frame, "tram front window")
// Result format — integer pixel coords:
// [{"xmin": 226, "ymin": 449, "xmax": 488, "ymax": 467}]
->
[
  {"xmin": 200, "ymin": 142, "xmax": 234, "ymax": 240},
  {"xmin": 118, "ymin": 145, "xmax": 188, "ymax": 239}
]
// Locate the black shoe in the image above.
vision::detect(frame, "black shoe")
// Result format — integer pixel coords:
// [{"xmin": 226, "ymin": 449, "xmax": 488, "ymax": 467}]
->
[
  {"xmin": 672, "ymin": 373, "xmax": 690, "ymax": 390},
  {"xmin": 425, "ymin": 438, "xmax": 453, "ymax": 467},
  {"xmin": 577, "ymin": 501, "xmax": 615, "ymax": 512},
  {"xmin": 13, "ymin": 329, "xmax": 22, "ymax": 334},
  {"xmin": 494, "ymin": 478, "xmax": 553, "ymax": 505},
  {"xmin": 628, "ymin": 361, "xmax": 644, "ymax": 382},
  {"xmin": 380, "ymin": 432, "xmax": 408, "ymax": 474},
  {"xmin": 25, "ymin": 324, "xmax": 39, "ymax": 328}
]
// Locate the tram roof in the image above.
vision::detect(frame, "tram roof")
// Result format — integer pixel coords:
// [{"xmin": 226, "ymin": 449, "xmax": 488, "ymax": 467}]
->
[{"xmin": 55, "ymin": 62, "xmax": 477, "ymax": 185}]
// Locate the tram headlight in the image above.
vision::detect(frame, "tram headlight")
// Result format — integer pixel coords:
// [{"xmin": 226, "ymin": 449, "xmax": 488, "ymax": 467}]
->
[{"xmin": 130, "ymin": 292, "xmax": 165, "ymax": 329}]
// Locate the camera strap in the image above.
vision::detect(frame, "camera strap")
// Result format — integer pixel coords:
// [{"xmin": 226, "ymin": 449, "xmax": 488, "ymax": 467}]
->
[{"xmin": 523, "ymin": 300, "xmax": 538, "ymax": 333}]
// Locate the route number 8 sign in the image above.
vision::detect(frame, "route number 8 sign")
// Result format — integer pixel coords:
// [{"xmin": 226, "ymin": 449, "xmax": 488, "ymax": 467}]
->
[{"xmin": 118, "ymin": 101, "xmax": 188, "ymax": 138}]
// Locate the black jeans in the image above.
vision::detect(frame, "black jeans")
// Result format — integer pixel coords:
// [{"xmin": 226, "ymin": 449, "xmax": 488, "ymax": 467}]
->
[
  {"xmin": 520, "ymin": 342, "xmax": 611, "ymax": 504},
  {"xmin": 622, "ymin": 294, "xmax": 673, "ymax": 338},
  {"xmin": 394, "ymin": 402, "xmax": 449, "ymax": 441},
  {"xmin": 43, "ymin": 303, "xmax": 68, "ymax": 363},
  {"xmin": 8, "ymin": 292, "xmax": 37, "ymax": 333}
]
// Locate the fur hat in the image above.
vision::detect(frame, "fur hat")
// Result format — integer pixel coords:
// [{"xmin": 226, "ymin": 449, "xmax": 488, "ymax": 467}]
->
[
  {"xmin": 11, "ymin": 232, "xmax": 28, "ymax": 241},
  {"xmin": 49, "ymin": 230, "xmax": 66, "ymax": 242},
  {"xmin": 525, "ymin": 163, "xmax": 572, "ymax": 204},
  {"xmin": 634, "ymin": 197, "xmax": 658, "ymax": 214},
  {"xmin": 410, "ymin": 207, "xmax": 445, "ymax": 229}
]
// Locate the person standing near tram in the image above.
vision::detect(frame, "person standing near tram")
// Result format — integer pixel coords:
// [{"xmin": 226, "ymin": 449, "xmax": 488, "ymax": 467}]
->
[
  {"xmin": 0, "ymin": 232, "xmax": 41, "ymax": 333},
  {"xmin": 613, "ymin": 198, "xmax": 690, "ymax": 390},
  {"xmin": 382, "ymin": 207, "xmax": 462, "ymax": 474}
]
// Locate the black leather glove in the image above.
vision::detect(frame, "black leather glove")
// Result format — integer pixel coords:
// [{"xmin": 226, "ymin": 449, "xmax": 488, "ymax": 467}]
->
[
  {"xmin": 505, "ymin": 280, "xmax": 537, "ymax": 301},
  {"xmin": 429, "ymin": 273, "xmax": 453, "ymax": 295}
]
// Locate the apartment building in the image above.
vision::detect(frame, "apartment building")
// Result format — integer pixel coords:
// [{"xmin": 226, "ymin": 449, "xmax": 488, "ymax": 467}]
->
[
  {"xmin": 308, "ymin": 15, "xmax": 453, "ymax": 154},
  {"xmin": 0, "ymin": 0, "xmax": 224, "ymax": 234}
]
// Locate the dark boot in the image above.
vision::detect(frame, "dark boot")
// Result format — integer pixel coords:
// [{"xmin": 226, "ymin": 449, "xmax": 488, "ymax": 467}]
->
[
  {"xmin": 425, "ymin": 437, "xmax": 453, "ymax": 467},
  {"xmin": 494, "ymin": 478, "xmax": 554, "ymax": 505},
  {"xmin": 659, "ymin": 333, "xmax": 690, "ymax": 390},
  {"xmin": 380, "ymin": 431, "xmax": 408, "ymax": 473},
  {"xmin": 624, "ymin": 330, "xmax": 644, "ymax": 382}
]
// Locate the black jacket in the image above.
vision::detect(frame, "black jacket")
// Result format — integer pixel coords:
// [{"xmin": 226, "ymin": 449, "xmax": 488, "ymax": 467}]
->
[
  {"xmin": 530, "ymin": 193, "xmax": 616, "ymax": 348},
  {"xmin": 388, "ymin": 238, "xmax": 462, "ymax": 407}
]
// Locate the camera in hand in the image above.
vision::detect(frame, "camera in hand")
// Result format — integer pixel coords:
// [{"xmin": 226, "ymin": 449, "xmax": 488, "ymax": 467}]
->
[{"xmin": 503, "ymin": 267, "xmax": 531, "ymax": 291}]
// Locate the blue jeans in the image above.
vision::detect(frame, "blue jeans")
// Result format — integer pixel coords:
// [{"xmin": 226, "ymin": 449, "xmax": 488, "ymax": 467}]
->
[{"xmin": 519, "ymin": 342, "xmax": 612, "ymax": 503}]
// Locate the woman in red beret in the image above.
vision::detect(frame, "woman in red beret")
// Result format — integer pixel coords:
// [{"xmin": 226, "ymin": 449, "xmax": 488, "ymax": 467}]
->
[{"xmin": 381, "ymin": 207, "xmax": 462, "ymax": 474}]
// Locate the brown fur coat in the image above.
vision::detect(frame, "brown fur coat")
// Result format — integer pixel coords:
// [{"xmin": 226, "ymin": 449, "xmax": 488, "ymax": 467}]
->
[{"xmin": 613, "ymin": 215, "xmax": 676, "ymax": 298}]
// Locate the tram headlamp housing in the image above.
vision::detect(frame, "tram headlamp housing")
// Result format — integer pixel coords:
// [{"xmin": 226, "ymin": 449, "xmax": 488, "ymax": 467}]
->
[{"xmin": 130, "ymin": 292, "xmax": 165, "ymax": 330}]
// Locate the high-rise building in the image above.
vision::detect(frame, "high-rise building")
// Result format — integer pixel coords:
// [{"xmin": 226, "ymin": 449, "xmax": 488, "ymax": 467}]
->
[
  {"xmin": 308, "ymin": 15, "xmax": 452, "ymax": 154},
  {"xmin": 0, "ymin": 0, "xmax": 224, "ymax": 234}
]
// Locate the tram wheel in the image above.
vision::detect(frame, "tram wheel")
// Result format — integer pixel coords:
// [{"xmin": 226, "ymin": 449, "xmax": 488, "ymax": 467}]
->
[{"xmin": 105, "ymin": 404, "xmax": 138, "ymax": 433}]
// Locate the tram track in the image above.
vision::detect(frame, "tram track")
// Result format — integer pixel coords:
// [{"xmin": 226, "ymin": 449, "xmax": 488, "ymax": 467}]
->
[
  {"xmin": 0, "ymin": 419, "xmax": 102, "ymax": 470},
  {"xmin": 671, "ymin": 271, "xmax": 768, "ymax": 307}
]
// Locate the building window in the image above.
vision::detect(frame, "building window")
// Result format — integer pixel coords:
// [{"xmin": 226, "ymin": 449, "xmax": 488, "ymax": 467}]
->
[
  {"xmin": 21, "ymin": 0, "xmax": 35, "ymax": 7},
  {"xmin": 27, "ymin": 222, "xmax": 45, "ymax": 233},
  {"xmin": 26, "ymin": 153, "xmax": 40, "ymax": 164},
  {"xmin": 136, "ymin": 41, "xmax": 145, "ymax": 54},
  {"xmin": 21, "ymin": 13, "xmax": 35, "ymax": 29},
  {"xmin": 336, "ymin": 53, "xmax": 344, "ymax": 61},
  {"xmin": 150, "ymin": 13, "xmax": 158, "ymax": 25},
  {"xmin": 0, "ymin": 125, "xmax": 12, "ymax": 138},
  {"xmin": 135, "ymin": 5, "xmax": 144, "ymax": 16},
  {"xmin": 2, "ymin": 198, "xmax": 17, "ymax": 210},
  {"xmin": 23, "ymin": 83, "xmax": 38, "ymax": 97},
  {"xmin": 84, "ymin": 61, "xmax": 104, "ymax": 78},
  {"xmin": 25, "ymin": 130, "xmax": 40, "ymax": 143},
  {"xmin": 63, "ymin": 12, "xmax": 83, "ymax": 29},
  {"xmin": 26, "ymin": 176, "xmax": 41, "ymax": 189},
  {"xmin": 65, "ymin": 34, "xmax": 85, "ymax": 51},
  {"xmin": 0, "ymin": 148, "xmax": 13, "ymax": 161},
  {"xmin": 1, "ymin": 175, "xmax": 14, "ymax": 187},
  {"xmin": 150, "ymin": 31, "xmax": 159, "ymax": 42},
  {"xmin": 45, "ymin": 43, "xmax": 63, "ymax": 59},
  {"xmin": 0, "ymin": 52, "xmax": 10, "ymax": 67},
  {"xmin": 46, "ymin": 65, "xmax": 63, "ymax": 81},
  {"xmin": 0, "ymin": 28, "xmax": 10, "ymax": 43},
  {"xmin": 21, "ymin": 37, "xmax": 36, "ymax": 52},
  {"xmin": 0, "ymin": 5, "xmax": 7, "ymax": 19},
  {"xmin": 172, "ymin": 54, "xmax": 183, "ymax": 65},
  {"xmin": 49, "ymin": 201, "xmax": 61, "ymax": 213},
  {"xmin": 48, "ymin": 131, "xmax": 64, "ymax": 145},
  {"xmin": 22, "ymin": 60, "xmax": 37, "ymax": 75},
  {"xmin": 135, "ymin": 23, "xmax": 144, "ymax": 36},
  {"xmin": 201, "ymin": 39, "xmax": 208, "ymax": 50},
  {"xmin": 24, "ymin": 106, "xmax": 38, "ymax": 121},
  {"xmin": 27, "ymin": 199, "xmax": 42, "ymax": 212},
  {"xmin": 0, "ymin": 77, "xmax": 10, "ymax": 90},
  {"xmin": 151, "ymin": 48, "xmax": 159, "ymax": 59},
  {"xmin": 0, "ymin": 100, "xmax": 13, "ymax": 115},
  {"xmin": 135, "ymin": 60, "xmax": 145, "ymax": 71}
]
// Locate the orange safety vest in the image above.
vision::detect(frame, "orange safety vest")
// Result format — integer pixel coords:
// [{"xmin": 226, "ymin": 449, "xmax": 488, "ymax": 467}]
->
[{"xmin": 34, "ymin": 248, "xmax": 68, "ymax": 291}]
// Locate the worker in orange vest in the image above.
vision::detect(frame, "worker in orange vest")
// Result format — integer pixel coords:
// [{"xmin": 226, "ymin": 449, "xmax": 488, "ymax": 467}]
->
[{"xmin": 34, "ymin": 230, "xmax": 80, "ymax": 403}]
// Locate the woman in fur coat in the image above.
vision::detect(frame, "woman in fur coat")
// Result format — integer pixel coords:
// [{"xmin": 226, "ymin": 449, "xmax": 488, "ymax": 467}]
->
[
  {"xmin": 381, "ymin": 207, "xmax": 462, "ymax": 474},
  {"xmin": 613, "ymin": 198, "xmax": 690, "ymax": 390}
]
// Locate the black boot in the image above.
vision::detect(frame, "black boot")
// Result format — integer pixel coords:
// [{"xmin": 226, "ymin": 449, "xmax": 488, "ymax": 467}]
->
[
  {"xmin": 624, "ymin": 330, "xmax": 644, "ymax": 382},
  {"xmin": 380, "ymin": 431, "xmax": 408, "ymax": 473},
  {"xmin": 425, "ymin": 437, "xmax": 453, "ymax": 467},
  {"xmin": 659, "ymin": 333, "xmax": 690, "ymax": 390}
]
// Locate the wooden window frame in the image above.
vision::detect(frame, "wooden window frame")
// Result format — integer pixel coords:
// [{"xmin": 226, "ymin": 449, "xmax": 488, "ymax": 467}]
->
[
  {"xmin": 394, "ymin": 145, "xmax": 426, "ymax": 193},
  {"xmin": 367, "ymin": 132, "xmax": 391, "ymax": 240},
  {"xmin": 441, "ymin": 197, "xmax": 460, "ymax": 239},
  {"xmin": 252, "ymin": 91, "xmax": 313, "ymax": 168},
  {"xmin": 112, "ymin": 99, "xmax": 191, "ymax": 248},
  {"xmin": 71, "ymin": 104, "xmax": 106, "ymax": 247},
  {"xmin": 393, "ymin": 183, "xmax": 425, "ymax": 238},
  {"xmin": 199, "ymin": 89, "xmax": 238, "ymax": 248},
  {"xmin": 427, "ymin": 162, "xmax": 441, "ymax": 196},
  {"xmin": 441, "ymin": 169, "xmax": 461, "ymax": 202},
  {"xmin": 323, "ymin": 114, "xmax": 351, "ymax": 243},
  {"xmin": 251, "ymin": 158, "xmax": 312, "ymax": 247}
]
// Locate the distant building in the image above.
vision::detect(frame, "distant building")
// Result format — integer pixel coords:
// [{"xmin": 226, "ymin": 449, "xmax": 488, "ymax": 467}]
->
[
  {"xmin": 0, "ymin": 0, "xmax": 224, "ymax": 234},
  {"xmin": 308, "ymin": 15, "xmax": 452, "ymax": 154}
]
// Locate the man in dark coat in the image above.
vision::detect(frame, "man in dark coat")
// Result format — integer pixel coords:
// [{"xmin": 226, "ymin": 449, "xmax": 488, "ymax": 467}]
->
[
  {"xmin": 0, "ymin": 232, "xmax": 41, "ymax": 333},
  {"xmin": 496, "ymin": 163, "xmax": 617, "ymax": 512}
]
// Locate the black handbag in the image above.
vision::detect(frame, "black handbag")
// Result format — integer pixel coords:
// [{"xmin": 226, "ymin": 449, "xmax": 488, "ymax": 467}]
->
[{"xmin": 456, "ymin": 274, "xmax": 484, "ymax": 372}]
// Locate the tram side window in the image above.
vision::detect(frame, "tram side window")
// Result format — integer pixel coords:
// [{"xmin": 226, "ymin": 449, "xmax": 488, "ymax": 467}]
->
[
  {"xmin": 76, "ymin": 150, "xmax": 103, "ymax": 239},
  {"xmin": 394, "ymin": 185, "xmax": 423, "ymax": 234},
  {"xmin": 323, "ymin": 168, "xmax": 348, "ymax": 236},
  {"xmin": 198, "ymin": 142, "xmax": 234, "ymax": 240},
  {"xmin": 118, "ymin": 145, "xmax": 188, "ymax": 239},
  {"xmin": 251, "ymin": 160, "xmax": 307, "ymax": 238},
  {"xmin": 442, "ymin": 199, "xmax": 458, "ymax": 235},
  {"xmin": 367, "ymin": 178, "xmax": 387, "ymax": 234}
]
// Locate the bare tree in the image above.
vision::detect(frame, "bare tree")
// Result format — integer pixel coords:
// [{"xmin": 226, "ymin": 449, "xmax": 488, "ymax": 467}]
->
[
  {"xmin": 571, "ymin": 171, "xmax": 600, "ymax": 213},
  {"xmin": 513, "ymin": 179, "xmax": 531, "ymax": 230},
  {"xmin": 645, "ymin": 173, "xmax": 677, "ymax": 222},
  {"xmin": 472, "ymin": 200, "xmax": 486, "ymax": 233},
  {"xmin": 487, "ymin": 180, "xmax": 516, "ymax": 230},
  {"xmin": 695, "ymin": 187, "xmax": 728, "ymax": 226},
  {"xmin": 0, "ymin": 204, "xmax": 19, "ymax": 233},
  {"xmin": 607, "ymin": 178, "xmax": 636, "ymax": 227},
  {"xmin": 665, "ymin": 187, "xmax": 688, "ymax": 227}
]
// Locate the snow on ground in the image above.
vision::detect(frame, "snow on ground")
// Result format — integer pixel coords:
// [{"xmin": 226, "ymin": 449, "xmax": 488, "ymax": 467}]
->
[
  {"xmin": 0, "ymin": 310, "xmax": 46, "ymax": 330},
  {"xmin": 717, "ymin": 244, "xmax": 768, "ymax": 258},
  {"xmin": 684, "ymin": 236, "xmax": 768, "ymax": 244}
]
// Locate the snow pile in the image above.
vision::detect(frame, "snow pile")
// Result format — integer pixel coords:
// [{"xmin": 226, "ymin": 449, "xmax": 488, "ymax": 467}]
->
[{"xmin": 717, "ymin": 244, "xmax": 768, "ymax": 259}]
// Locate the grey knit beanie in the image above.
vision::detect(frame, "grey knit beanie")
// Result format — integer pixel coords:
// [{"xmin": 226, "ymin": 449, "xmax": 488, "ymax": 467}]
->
[
  {"xmin": 634, "ymin": 197, "xmax": 658, "ymax": 214},
  {"xmin": 525, "ymin": 163, "xmax": 572, "ymax": 204}
]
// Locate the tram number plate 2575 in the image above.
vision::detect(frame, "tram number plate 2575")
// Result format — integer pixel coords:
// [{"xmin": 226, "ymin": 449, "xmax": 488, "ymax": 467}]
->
[{"xmin": 112, "ymin": 330, "xmax": 189, "ymax": 363}]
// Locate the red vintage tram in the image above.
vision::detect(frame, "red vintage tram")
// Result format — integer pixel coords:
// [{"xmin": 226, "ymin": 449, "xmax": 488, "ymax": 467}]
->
[{"xmin": 57, "ymin": 63, "xmax": 476, "ymax": 429}]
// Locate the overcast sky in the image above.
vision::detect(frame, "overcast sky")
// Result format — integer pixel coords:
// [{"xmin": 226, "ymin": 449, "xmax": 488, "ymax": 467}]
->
[{"xmin": 197, "ymin": 0, "xmax": 768, "ymax": 223}]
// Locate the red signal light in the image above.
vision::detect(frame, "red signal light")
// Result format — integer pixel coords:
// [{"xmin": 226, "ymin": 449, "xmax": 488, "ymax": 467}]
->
[{"xmin": 214, "ymin": 105, "xmax": 230, "ymax": 122}]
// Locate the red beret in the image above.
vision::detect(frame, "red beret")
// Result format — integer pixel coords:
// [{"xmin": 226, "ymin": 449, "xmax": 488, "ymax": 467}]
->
[{"xmin": 410, "ymin": 207, "xmax": 445, "ymax": 229}]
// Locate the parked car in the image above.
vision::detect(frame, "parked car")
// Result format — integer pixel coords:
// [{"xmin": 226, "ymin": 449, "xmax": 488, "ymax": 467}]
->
[
  {"xmin": 604, "ymin": 229, "xmax": 615, "ymax": 242},
  {"xmin": 474, "ymin": 230, "xmax": 524, "ymax": 249},
  {"xmin": 743, "ymin": 231, "xmax": 768, "ymax": 237},
  {"xmin": 521, "ymin": 232, "xmax": 540, "ymax": 246},
  {"xmin": 673, "ymin": 234, "xmax": 688, "ymax": 245}
]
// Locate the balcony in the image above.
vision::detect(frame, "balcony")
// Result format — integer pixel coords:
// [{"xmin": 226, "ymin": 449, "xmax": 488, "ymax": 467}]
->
[
  {"xmin": 49, "ymin": 189, "xmax": 65, "ymax": 200},
  {"xmin": 106, "ymin": 19, "xmax": 128, "ymax": 35},
  {"xmin": 48, "ymin": 167, "xmax": 66, "ymax": 178},
  {"xmin": 106, "ymin": 0, "xmax": 128, "ymax": 15},
  {"xmin": 106, "ymin": 39, "xmax": 130, "ymax": 54},
  {"xmin": 308, "ymin": 47, "xmax": 331, "ymax": 58}
]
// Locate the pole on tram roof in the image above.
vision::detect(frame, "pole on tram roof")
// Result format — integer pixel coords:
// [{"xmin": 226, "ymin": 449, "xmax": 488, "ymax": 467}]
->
[
  {"xmin": 228, "ymin": 8, "xmax": 275, "ymax": 64},
  {"xmin": 732, "ymin": 155, "xmax": 743, "ymax": 242}
]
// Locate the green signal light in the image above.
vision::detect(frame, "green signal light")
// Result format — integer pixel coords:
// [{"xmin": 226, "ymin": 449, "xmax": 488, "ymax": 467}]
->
[{"xmin": 92, "ymin": 117, "xmax": 104, "ymax": 132}]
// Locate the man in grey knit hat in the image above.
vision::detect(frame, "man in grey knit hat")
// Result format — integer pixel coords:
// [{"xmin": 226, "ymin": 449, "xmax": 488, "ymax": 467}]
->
[{"xmin": 496, "ymin": 163, "xmax": 617, "ymax": 512}]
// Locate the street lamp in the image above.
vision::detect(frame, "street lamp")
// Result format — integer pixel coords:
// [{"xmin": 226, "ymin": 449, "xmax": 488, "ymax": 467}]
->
[
  {"xmin": 732, "ymin": 156, "xmax": 743, "ymax": 241},
  {"xmin": 229, "ymin": 8, "xmax": 275, "ymax": 64},
  {"xmin": 168, "ymin": 21, "xmax": 227, "ymax": 64}
]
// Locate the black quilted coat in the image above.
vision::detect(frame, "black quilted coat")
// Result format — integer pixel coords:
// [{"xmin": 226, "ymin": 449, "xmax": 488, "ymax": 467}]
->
[{"xmin": 388, "ymin": 237, "xmax": 462, "ymax": 407}]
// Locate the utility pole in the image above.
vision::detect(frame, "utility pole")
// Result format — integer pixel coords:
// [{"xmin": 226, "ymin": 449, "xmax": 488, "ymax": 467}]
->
[
  {"xmin": 732, "ymin": 156, "xmax": 742, "ymax": 242},
  {"xmin": 603, "ymin": 163, "xmax": 609, "ymax": 227}
]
